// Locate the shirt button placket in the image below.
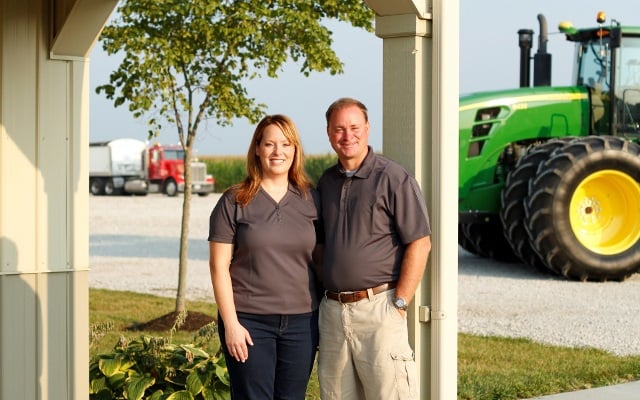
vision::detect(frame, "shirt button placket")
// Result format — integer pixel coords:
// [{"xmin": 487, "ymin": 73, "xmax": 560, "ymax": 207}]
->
[{"xmin": 340, "ymin": 180, "xmax": 351, "ymax": 214}]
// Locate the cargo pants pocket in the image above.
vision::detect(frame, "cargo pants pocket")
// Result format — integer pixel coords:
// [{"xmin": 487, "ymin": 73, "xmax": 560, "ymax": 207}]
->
[{"xmin": 391, "ymin": 351, "xmax": 417, "ymax": 399}]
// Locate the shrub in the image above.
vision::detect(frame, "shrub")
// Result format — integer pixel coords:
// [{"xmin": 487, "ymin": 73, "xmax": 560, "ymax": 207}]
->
[
  {"xmin": 202, "ymin": 157, "xmax": 246, "ymax": 193},
  {"xmin": 89, "ymin": 322, "xmax": 230, "ymax": 400},
  {"xmin": 304, "ymin": 153, "xmax": 337, "ymax": 184}
]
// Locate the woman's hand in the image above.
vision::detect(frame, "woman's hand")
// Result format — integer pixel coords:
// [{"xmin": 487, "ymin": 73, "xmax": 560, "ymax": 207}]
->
[{"xmin": 225, "ymin": 321, "xmax": 254, "ymax": 363}]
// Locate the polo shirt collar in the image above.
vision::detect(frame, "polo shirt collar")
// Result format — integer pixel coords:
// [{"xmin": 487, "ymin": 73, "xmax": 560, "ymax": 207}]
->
[
  {"xmin": 337, "ymin": 146, "xmax": 374, "ymax": 179},
  {"xmin": 288, "ymin": 184, "xmax": 303, "ymax": 197},
  {"xmin": 258, "ymin": 183, "xmax": 302, "ymax": 198}
]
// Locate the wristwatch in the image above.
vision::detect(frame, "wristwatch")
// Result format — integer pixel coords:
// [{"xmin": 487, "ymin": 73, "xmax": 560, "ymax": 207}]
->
[{"xmin": 392, "ymin": 297, "xmax": 408, "ymax": 311}]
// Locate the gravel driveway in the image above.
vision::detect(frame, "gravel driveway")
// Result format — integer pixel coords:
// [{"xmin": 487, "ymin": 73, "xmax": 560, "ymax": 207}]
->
[{"xmin": 89, "ymin": 194, "xmax": 640, "ymax": 356}]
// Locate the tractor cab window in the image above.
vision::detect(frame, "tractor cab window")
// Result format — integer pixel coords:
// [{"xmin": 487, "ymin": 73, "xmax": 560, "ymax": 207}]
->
[
  {"xmin": 614, "ymin": 36, "xmax": 640, "ymax": 136},
  {"xmin": 577, "ymin": 35, "xmax": 612, "ymax": 134},
  {"xmin": 578, "ymin": 37, "xmax": 612, "ymax": 92},
  {"xmin": 578, "ymin": 32, "xmax": 640, "ymax": 136}
]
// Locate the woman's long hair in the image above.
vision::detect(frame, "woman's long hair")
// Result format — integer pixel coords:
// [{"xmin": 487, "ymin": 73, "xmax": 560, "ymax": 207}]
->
[{"xmin": 232, "ymin": 114, "xmax": 312, "ymax": 207}]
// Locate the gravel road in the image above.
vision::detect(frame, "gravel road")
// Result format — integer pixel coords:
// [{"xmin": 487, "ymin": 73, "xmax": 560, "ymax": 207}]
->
[{"xmin": 89, "ymin": 194, "xmax": 640, "ymax": 356}]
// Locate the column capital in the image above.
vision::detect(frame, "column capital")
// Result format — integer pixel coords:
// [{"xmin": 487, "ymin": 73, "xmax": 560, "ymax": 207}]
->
[{"xmin": 364, "ymin": 0, "xmax": 432, "ymax": 20}]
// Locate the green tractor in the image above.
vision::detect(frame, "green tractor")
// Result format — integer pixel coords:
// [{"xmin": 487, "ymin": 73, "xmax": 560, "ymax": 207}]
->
[{"xmin": 458, "ymin": 12, "xmax": 640, "ymax": 281}]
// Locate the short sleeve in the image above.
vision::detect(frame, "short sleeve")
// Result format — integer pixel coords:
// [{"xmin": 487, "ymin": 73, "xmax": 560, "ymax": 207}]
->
[
  {"xmin": 208, "ymin": 190, "xmax": 237, "ymax": 243},
  {"xmin": 392, "ymin": 174, "xmax": 431, "ymax": 244}
]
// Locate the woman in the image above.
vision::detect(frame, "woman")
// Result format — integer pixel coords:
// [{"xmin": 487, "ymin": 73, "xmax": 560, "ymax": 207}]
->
[{"xmin": 208, "ymin": 114, "xmax": 320, "ymax": 400}]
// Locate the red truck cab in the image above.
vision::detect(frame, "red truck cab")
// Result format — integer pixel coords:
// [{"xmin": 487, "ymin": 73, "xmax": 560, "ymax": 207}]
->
[{"xmin": 146, "ymin": 143, "xmax": 214, "ymax": 196}]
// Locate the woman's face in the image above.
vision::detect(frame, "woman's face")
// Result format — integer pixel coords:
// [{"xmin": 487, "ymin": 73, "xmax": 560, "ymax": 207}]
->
[{"xmin": 256, "ymin": 124, "xmax": 295, "ymax": 179}]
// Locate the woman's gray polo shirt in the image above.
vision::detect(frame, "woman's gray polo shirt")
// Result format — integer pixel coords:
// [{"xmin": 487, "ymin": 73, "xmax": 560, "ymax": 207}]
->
[
  {"xmin": 317, "ymin": 148, "xmax": 432, "ymax": 292},
  {"xmin": 208, "ymin": 186, "xmax": 320, "ymax": 315}
]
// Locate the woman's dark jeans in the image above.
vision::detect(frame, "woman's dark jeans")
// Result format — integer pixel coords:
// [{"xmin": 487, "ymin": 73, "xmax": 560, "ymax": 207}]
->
[{"xmin": 218, "ymin": 311, "xmax": 319, "ymax": 400}]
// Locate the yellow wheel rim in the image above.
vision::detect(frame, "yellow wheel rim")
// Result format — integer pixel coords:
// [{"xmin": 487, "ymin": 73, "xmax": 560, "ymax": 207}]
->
[{"xmin": 569, "ymin": 170, "xmax": 640, "ymax": 255}]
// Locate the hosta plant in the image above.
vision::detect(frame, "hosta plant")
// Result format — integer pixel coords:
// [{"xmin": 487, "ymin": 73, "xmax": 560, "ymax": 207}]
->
[{"xmin": 89, "ymin": 322, "xmax": 229, "ymax": 400}]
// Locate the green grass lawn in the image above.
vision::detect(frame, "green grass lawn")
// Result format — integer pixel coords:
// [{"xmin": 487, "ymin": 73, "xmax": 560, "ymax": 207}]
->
[{"xmin": 90, "ymin": 289, "xmax": 640, "ymax": 400}]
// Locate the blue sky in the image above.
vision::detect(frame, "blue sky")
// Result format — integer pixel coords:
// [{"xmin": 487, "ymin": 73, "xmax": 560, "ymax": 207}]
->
[{"xmin": 89, "ymin": 0, "xmax": 638, "ymax": 156}]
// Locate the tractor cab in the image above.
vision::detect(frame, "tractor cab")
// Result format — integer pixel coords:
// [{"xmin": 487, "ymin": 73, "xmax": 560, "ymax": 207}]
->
[{"xmin": 562, "ymin": 12, "xmax": 640, "ymax": 139}]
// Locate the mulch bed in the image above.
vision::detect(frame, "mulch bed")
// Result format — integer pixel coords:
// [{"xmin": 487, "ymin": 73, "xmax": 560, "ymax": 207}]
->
[{"xmin": 127, "ymin": 311, "xmax": 217, "ymax": 332}]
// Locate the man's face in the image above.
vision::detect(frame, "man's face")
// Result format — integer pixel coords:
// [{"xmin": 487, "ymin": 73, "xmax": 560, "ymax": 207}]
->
[{"xmin": 326, "ymin": 105, "xmax": 370, "ymax": 168}]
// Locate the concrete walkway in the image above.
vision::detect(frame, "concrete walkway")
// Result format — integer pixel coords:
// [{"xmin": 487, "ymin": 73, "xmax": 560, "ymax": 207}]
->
[{"xmin": 526, "ymin": 380, "xmax": 640, "ymax": 399}]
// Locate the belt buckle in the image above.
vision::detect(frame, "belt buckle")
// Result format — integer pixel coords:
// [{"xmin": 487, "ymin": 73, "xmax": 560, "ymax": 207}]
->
[{"xmin": 337, "ymin": 291, "xmax": 354, "ymax": 304}]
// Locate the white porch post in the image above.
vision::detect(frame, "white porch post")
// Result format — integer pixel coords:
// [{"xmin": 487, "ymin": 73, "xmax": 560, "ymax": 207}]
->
[{"xmin": 362, "ymin": 1, "xmax": 459, "ymax": 399}]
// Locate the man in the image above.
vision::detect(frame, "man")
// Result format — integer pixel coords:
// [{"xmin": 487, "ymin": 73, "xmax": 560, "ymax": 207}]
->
[{"xmin": 316, "ymin": 97, "xmax": 432, "ymax": 399}]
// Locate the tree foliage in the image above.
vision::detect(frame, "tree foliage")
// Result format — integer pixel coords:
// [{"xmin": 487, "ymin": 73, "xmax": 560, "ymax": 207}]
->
[
  {"xmin": 95, "ymin": 0, "xmax": 374, "ymax": 313},
  {"xmin": 97, "ymin": 0, "xmax": 374, "ymax": 138}
]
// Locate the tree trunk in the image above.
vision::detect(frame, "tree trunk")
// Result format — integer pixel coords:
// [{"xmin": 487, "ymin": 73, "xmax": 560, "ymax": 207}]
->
[{"xmin": 175, "ymin": 146, "xmax": 193, "ymax": 313}]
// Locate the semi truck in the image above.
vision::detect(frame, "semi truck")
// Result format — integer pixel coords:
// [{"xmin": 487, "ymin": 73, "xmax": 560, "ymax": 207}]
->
[
  {"xmin": 89, "ymin": 138, "xmax": 214, "ymax": 196},
  {"xmin": 458, "ymin": 12, "xmax": 640, "ymax": 281}
]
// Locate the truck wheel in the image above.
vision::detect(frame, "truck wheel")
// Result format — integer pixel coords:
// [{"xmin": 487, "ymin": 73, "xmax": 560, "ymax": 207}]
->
[
  {"xmin": 104, "ymin": 180, "xmax": 116, "ymax": 196},
  {"xmin": 164, "ymin": 180, "xmax": 178, "ymax": 197},
  {"xmin": 500, "ymin": 139, "xmax": 573, "ymax": 273},
  {"xmin": 460, "ymin": 220, "xmax": 520, "ymax": 262},
  {"xmin": 525, "ymin": 136, "xmax": 640, "ymax": 281},
  {"xmin": 90, "ymin": 179, "xmax": 105, "ymax": 196}
]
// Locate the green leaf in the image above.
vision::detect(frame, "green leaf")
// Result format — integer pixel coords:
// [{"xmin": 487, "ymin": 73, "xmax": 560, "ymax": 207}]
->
[
  {"xmin": 200, "ymin": 387, "xmax": 216, "ymax": 400},
  {"xmin": 92, "ymin": 389, "xmax": 115, "ymax": 400},
  {"xmin": 107, "ymin": 371, "xmax": 127, "ymax": 389},
  {"xmin": 181, "ymin": 344, "xmax": 209, "ymax": 359},
  {"xmin": 214, "ymin": 356, "xmax": 230, "ymax": 386},
  {"xmin": 210, "ymin": 382, "xmax": 232, "ymax": 400},
  {"xmin": 165, "ymin": 390, "xmax": 195, "ymax": 400},
  {"xmin": 98, "ymin": 357, "xmax": 126, "ymax": 377},
  {"xmin": 185, "ymin": 368, "xmax": 206, "ymax": 395},
  {"xmin": 89, "ymin": 376, "xmax": 108, "ymax": 394},
  {"xmin": 125, "ymin": 374, "xmax": 155, "ymax": 400},
  {"xmin": 149, "ymin": 389, "xmax": 165, "ymax": 400}
]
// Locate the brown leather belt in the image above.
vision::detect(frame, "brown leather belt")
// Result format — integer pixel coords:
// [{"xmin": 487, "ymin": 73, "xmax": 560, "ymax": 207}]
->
[{"xmin": 325, "ymin": 281, "xmax": 397, "ymax": 304}]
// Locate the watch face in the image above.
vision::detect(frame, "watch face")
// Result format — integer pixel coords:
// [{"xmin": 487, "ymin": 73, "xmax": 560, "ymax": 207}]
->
[{"xmin": 394, "ymin": 297, "xmax": 407, "ymax": 309}]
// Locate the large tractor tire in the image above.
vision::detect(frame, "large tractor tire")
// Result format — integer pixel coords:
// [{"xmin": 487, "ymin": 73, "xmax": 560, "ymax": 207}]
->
[
  {"xmin": 460, "ymin": 220, "xmax": 520, "ymax": 262},
  {"xmin": 525, "ymin": 136, "xmax": 640, "ymax": 281},
  {"xmin": 500, "ymin": 139, "xmax": 574, "ymax": 273},
  {"xmin": 458, "ymin": 223, "xmax": 479, "ymax": 255}
]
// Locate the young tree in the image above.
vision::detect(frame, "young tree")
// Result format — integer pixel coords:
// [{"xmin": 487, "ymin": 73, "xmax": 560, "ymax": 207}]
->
[{"xmin": 96, "ymin": 0, "xmax": 374, "ymax": 313}]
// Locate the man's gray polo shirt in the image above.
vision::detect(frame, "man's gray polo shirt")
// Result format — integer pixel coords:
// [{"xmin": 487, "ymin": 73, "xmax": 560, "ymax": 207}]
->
[{"xmin": 317, "ymin": 148, "xmax": 431, "ymax": 292}]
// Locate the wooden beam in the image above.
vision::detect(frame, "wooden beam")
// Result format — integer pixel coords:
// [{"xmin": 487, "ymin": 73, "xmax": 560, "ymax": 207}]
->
[{"xmin": 50, "ymin": 0, "xmax": 118, "ymax": 60}]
